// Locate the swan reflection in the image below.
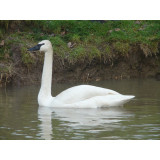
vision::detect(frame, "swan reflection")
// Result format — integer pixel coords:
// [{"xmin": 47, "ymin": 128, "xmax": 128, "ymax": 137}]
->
[
  {"xmin": 38, "ymin": 106, "xmax": 53, "ymax": 140},
  {"xmin": 38, "ymin": 106, "xmax": 133, "ymax": 140}
]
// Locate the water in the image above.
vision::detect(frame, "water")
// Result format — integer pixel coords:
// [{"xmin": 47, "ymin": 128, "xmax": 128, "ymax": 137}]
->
[{"xmin": 0, "ymin": 79, "xmax": 160, "ymax": 140}]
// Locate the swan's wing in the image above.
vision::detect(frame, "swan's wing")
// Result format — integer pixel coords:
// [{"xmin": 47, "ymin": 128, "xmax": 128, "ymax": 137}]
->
[
  {"xmin": 54, "ymin": 85, "xmax": 120, "ymax": 104},
  {"xmin": 61, "ymin": 94, "xmax": 135, "ymax": 108}
]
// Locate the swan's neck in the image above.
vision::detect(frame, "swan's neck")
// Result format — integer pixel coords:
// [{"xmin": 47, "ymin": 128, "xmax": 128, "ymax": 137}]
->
[{"xmin": 38, "ymin": 49, "xmax": 53, "ymax": 105}]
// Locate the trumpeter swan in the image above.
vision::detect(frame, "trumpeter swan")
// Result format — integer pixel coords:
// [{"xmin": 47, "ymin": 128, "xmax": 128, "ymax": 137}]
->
[{"xmin": 28, "ymin": 40, "xmax": 135, "ymax": 108}]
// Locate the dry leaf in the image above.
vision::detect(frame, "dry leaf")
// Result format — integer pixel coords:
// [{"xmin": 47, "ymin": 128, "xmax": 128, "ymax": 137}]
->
[
  {"xmin": 4, "ymin": 53, "xmax": 10, "ymax": 59},
  {"xmin": 115, "ymin": 28, "xmax": 121, "ymax": 31},
  {"xmin": 0, "ymin": 40, "xmax": 4, "ymax": 46},
  {"xmin": 67, "ymin": 42, "xmax": 72, "ymax": 48}
]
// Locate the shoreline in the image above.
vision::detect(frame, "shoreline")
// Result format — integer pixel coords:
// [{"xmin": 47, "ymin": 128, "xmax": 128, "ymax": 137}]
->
[
  {"xmin": 0, "ymin": 48, "xmax": 159, "ymax": 87},
  {"xmin": 0, "ymin": 21, "xmax": 160, "ymax": 86}
]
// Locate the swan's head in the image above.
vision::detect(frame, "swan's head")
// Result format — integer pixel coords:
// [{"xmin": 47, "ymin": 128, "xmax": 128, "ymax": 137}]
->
[{"xmin": 28, "ymin": 40, "xmax": 52, "ymax": 52}]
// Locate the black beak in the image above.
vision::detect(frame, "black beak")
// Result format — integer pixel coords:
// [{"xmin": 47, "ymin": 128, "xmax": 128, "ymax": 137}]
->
[{"xmin": 28, "ymin": 43, "xmax": 44, "ymax": 52}]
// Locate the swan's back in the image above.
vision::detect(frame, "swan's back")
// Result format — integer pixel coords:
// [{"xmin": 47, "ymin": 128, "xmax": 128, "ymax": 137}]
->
[{"xmin": 54, "ymin": 85, "xmax": 120, "ymax": 104}]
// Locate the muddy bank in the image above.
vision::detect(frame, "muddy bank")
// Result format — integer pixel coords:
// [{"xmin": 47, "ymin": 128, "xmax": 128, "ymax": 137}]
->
[
  {"xmin": 1, "ymin": 44, "xmax": 160, "ymax": 87},
  {"xmin": 53, "ymin": 48, "xmax": 160, "ymax": 83}
]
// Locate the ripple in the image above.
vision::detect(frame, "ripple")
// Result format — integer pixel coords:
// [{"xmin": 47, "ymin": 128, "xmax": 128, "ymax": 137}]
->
[
  {"xmin": 11, "ymin": 132, "xmax": 24, "ymax": 136},
  {"xmin": 25, "ymin": 136, "xmax": 33, "ymax": 139}
]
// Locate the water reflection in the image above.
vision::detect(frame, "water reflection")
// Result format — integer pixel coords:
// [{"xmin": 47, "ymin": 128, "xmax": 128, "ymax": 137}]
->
[
  {"xmin": 38, "ymin": 106, "xmax": 53, "ymax": 140},
  {"xmin": 38, "ymin": 106, "xmax": 133, "ymax": 140},
  {"xmin": 1, "ymin": 79, "xmax": 160, "ymax": 140}
]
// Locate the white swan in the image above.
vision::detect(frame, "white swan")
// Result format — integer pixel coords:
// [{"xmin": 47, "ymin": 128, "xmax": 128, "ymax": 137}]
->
[{"xmin": 28, "ymin": 40, "xmax": 135, "ymax": 108}]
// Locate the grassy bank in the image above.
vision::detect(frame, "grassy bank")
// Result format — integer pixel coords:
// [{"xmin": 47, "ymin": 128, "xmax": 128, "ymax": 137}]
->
[
  {"xmin": 0, "ymin": 20, "xmax": 160, "ymax": 85},
  {"xmin": 1, "ymin": 20, "xmax": 160, "ymax": 61}
]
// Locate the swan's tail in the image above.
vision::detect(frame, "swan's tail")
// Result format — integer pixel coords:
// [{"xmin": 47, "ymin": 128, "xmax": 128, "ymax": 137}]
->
[
  {"xmin": 123, "ymin": 95, "xmax": 135, "ymax": 100},
  {"xmin": 99, "ymin": 94, "xmax": 135, "ymax": 107},
  {"xmin": 109, "ymin": 95, "xmax": 135, "ymax": 107}
]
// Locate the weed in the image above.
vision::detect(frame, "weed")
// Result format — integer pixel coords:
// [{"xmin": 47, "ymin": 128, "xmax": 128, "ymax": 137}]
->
[
  {"xmin": 113, "ymin": 42, "xmax": 130, "ymax": 56},
  {"xmin": 71, "ymin": 34, "xmax": 81, "ymax": 43},
  {"xmin": 69, "ymin": 46, "xmax": 86, "ymax": 62},
  {"xmin": 87, "ymin": 45, "xmax": 101, "ymax": 61},
  {"xmin": 21, "ymin": 46, "xmax": 34, "ymax": 65}
]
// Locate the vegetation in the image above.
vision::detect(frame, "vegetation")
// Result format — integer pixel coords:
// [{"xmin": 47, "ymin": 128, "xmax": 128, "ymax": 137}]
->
[
  {"xmin": 1, "ymin": 20, "xmax": 160, "ymax": 63},
  {"xmin": 0, "ymin": 20, "xmax": 160, "ymax": 85}
]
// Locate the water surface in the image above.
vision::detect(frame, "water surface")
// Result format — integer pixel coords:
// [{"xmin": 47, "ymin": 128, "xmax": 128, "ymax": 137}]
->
[{"xmin": 0, "ymin": 79, "xmax": 160, "ymax": 140}]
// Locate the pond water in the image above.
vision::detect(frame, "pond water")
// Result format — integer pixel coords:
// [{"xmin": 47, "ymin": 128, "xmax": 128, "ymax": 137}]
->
[{"xmin": 0, "ymin": 79, "xmax": 160, "ymax": 140}]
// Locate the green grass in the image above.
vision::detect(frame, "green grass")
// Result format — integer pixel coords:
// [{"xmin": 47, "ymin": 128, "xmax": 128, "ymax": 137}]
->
[
  {"xmin": 1, "ymin": 20, "xmax": 160, "ymax": 43},
  {"xmin": 0, "ymin": 20, "xmax": 160, "ymax": 63}
]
